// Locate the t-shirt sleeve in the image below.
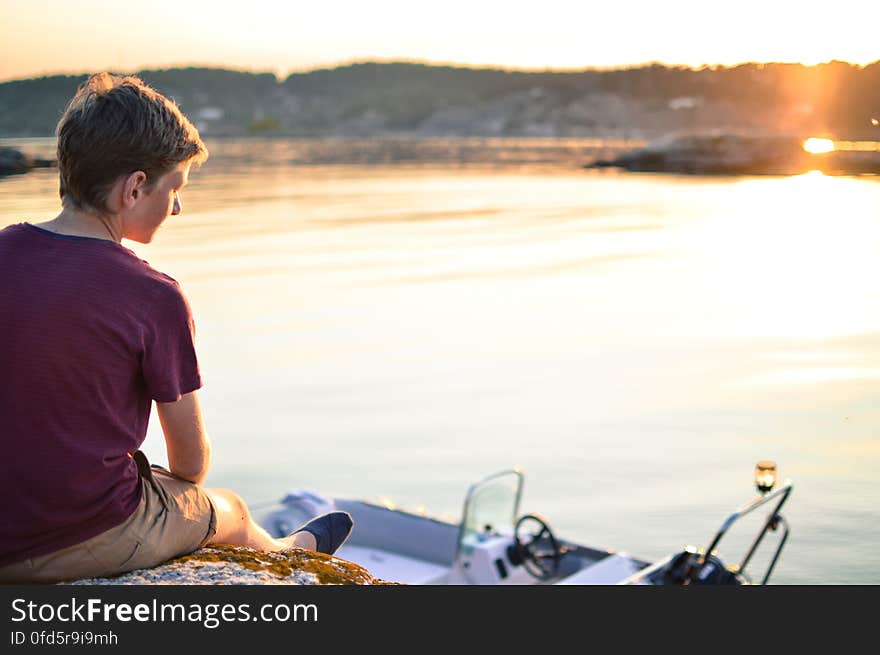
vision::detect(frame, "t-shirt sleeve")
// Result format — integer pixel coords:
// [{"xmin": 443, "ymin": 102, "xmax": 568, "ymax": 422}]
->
[{"xmin": 141, "ymin": 282, "xmax": 203, "ymax": 402}]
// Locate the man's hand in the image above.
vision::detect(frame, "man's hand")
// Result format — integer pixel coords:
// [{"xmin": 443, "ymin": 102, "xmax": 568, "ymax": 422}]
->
[{"xmin": 156, "ymin": 390, "xmax": 212, "ymax": 485}]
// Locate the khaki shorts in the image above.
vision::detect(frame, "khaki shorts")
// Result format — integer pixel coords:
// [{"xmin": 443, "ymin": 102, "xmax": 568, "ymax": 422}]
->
[{"xmin": 0, "ymin": 453, "xmax": 216, "ymax": 584}]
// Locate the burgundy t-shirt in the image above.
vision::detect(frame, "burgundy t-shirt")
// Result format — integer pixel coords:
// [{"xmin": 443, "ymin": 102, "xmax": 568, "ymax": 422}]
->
[{"xmin": 0, "ymin": 223, "xmax": 202, "ymax": 567}]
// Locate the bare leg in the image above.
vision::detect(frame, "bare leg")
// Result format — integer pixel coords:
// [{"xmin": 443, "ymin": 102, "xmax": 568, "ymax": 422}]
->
[{"xmin": 206, "ymin": 488, "xmax": 317, "ymax": 551}]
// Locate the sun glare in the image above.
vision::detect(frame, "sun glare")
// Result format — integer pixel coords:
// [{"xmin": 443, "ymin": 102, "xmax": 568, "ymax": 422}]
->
[
  {"xmin": 803, "ymin": 137, "xmax": 835, "ymax": 154},
  {"xmin": 696, "ymin": 171, "xmax": 880, "ymax": 340}
]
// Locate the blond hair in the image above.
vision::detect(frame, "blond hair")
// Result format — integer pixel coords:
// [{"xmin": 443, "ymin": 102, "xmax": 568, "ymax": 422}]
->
[{"xmin": 56, "ymin": 73, "xmax": 208, "ymax": 213}]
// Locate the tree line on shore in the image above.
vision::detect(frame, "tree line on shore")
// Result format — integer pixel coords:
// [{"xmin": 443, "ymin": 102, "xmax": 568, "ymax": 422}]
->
[{"xmin": 1, "ymin": 61, "xmax": 878, "ymax": 139}]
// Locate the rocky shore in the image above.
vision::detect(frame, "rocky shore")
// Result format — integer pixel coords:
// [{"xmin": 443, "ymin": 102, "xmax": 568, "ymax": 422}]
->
[
  {"xmin": 0, "ymin": 146, "xmax": 55, "ymax": 176},
  {"xmin": 586, "ymin": 131, "xmax": 880, "ymax": 175},
  {"xmin": 64, "ymin": 545, "xmax": 393, "ymax": 585}
]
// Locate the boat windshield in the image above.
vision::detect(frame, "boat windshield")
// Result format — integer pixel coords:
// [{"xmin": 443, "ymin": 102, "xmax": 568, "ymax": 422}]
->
[{"xmin": 457, "ymin": 470, "xmax": 523, "ymax": 556}]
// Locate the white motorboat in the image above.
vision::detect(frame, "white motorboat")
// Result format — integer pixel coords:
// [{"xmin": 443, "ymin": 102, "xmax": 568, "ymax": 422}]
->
[{"xmin": 257, "ymin": 463, "xmax": 792, "ymax": 585}]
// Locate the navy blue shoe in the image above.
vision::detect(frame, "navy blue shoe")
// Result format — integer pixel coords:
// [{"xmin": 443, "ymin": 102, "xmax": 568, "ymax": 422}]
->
[{"xmin": 291, "ymin": 511, "xmax": 353, "ymax": 555}]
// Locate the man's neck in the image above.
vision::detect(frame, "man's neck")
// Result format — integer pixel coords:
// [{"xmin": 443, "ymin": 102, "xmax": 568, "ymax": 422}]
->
[{"xmin": 35, "ymin": 207, "xmax": 122, "ymax": 243}]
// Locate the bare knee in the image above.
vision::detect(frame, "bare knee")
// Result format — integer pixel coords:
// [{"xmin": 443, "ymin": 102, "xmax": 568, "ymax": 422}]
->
[
  {"xmin": 210, "ymin": 488, "xmax": 250, "ymax": 519},
  {"xmin": 206, "ymin": 488, "xmax": 252, "ymax": 543}
]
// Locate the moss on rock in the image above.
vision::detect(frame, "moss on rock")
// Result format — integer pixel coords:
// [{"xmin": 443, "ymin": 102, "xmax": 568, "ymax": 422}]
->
[
  {"xmin": 70, "ymin": 544, "xmax": 398, "ymax": 585},
  {"xmin": 169, "ymin": 544, "xmax": 395, "ymax": 585}
]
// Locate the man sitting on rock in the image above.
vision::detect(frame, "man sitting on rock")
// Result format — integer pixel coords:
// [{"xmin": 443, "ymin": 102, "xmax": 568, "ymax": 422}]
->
[{"xmin": 0, "ymin": 73, "xmax": 352, "ymax": 584}]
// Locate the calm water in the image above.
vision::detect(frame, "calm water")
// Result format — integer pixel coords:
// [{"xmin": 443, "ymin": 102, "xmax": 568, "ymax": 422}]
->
[{"xmin": 3, "ymin": 137, "xmax": 879, "ymax": 584}]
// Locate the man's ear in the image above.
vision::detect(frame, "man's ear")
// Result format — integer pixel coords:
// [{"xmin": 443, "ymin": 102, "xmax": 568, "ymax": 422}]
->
[{"xmin": 120, "ymin": 171, "xmax": 148, "ymax": 209}]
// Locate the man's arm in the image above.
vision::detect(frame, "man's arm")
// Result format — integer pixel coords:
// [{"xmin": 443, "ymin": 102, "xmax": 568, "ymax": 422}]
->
[{"xmin": 156, "ymin": 390, "xmax": 212, "ymax": 485}]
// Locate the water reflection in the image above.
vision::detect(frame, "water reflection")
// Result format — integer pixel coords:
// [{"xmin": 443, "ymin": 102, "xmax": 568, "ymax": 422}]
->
[{"xmin": 2, "ymin": 138, "xmax": 879, "ymax": 583}]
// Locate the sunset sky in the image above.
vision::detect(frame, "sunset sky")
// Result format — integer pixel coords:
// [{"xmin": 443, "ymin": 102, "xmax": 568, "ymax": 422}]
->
[{"xmin": 2, "ymin": 0, "xmax": 878, "ymax": 82}]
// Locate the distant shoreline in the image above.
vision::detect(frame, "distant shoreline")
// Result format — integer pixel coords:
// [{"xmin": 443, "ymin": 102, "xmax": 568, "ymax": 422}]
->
[
  {"xmin": 2, "ymin": 61, "xmax": 878, "ymax": 141},
  {"xmin": 3, "ymin": 57, "xmax": 879, "ymax": 85}
]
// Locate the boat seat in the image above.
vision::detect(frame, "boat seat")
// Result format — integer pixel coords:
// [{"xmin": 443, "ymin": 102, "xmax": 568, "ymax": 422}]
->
[
  {"xmin": 335, "ymin": 544, "xmax": 450, "ymax": 585},
  {"xmin": 556, "ymin": 554, "xmax": 645, "ymax": 585}
]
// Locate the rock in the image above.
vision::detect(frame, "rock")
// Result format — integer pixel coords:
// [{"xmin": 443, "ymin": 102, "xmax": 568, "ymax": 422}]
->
[
  {"xmin": 0, "ymin": 146, "xmax": 55, "ymax": 176},
  {"xmin": 65, "ymin": 544, "xmax": 397, "ymax": 586},
  {"xmin": 584, "ymin": 132, "xmax": 814, "ymax": 175},
  {"xmin": 0, "ymin": 147, "xmax": 30, "ymax": 175}
]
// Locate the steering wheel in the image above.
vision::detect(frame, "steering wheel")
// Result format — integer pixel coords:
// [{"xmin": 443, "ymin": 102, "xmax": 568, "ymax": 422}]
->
[{"xmin": 513, "ymin": 514, "xmax": 563, "ymax": 580}]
